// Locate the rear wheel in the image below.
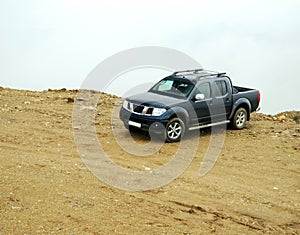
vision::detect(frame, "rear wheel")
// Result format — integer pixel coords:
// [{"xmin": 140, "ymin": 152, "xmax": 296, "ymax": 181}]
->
[
  {"xmin": 165, "ymin": 118, "xmax": 185, "ymax": 142},
  {"xmin": 232, "ymin": 107, "xmax": 247, "ymax": 129}
]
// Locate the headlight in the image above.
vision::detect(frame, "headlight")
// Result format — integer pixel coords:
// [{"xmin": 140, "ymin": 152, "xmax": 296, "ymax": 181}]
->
[
  {"xmin": 152, "ymin": 108, "xmax": 166, "ymax": 116},
  {"xmin": 123, "ymin": 100, "xmax": 129, "ymax": 110}
]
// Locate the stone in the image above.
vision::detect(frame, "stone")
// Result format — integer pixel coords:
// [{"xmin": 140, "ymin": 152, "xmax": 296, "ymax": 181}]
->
[
  {"xmin": 277, "ymin": 115, "xmax": 286, "ymax": 122},
  {"xmin": 67, "ymin": 97, "xmax": 74, "ymax": 103}
]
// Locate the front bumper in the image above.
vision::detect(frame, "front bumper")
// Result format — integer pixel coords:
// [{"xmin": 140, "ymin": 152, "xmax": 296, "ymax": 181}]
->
[{"xmin": 119, "ymin": 107, "xmax": 169, "ymax": 133}]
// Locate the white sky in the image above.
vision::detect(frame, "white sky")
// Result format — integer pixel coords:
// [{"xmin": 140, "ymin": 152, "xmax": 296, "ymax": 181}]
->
[{"xmin": 0, "ymin": 0, "xmax": 299, "ymax": 114}]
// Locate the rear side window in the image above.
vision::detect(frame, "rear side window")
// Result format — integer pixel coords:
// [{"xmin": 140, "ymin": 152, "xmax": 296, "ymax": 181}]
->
[{"xmin": 215, "ymin": 80, "xmax": 227, "ymax": 96}]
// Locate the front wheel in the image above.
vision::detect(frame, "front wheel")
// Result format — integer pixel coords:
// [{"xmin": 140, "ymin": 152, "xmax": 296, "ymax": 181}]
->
[
  {"xmin": 232, "ymin": 107, "xmax": 247, "ymax": 129},
  {"xmin": 165, "ymin": 118, "xmax": 185, "ymax": 142}
]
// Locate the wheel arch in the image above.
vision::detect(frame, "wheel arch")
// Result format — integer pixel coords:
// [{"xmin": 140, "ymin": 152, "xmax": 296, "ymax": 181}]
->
[
  {"xmin": 167, "ymin": 106, "xmax": 189, "ymax": 127},
  {"xmin": 229, "ymin": 99, "xmax": 251, "ymax": 121}
]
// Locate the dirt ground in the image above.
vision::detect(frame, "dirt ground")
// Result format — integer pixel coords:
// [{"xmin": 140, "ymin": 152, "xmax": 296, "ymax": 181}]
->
[{"xmin": 0, "ymin": 87, "xmax": 299, "ymax": 234}]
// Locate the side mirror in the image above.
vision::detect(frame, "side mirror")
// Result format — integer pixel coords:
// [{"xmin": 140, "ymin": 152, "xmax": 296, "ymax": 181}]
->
[{"xmin": 195, "ymin": 93, "xmax": 205, "ymax": 100}]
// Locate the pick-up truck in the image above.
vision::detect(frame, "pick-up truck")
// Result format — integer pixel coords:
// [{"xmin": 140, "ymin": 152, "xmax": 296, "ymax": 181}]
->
[{"xmin": 119, "ymin": 69, "xmax": 260, "ymax": 142}]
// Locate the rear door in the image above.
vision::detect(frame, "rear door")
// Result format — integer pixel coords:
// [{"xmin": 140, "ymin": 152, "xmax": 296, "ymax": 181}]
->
[{"xmin": 212, "ymin": 78, "xmax": 232, "ymax": 121}]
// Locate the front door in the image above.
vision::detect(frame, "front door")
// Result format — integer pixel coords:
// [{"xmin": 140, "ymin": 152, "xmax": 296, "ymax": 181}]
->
[{"xmin": 190, "ymin": 82, "xmax": 212, "ymax": 125}]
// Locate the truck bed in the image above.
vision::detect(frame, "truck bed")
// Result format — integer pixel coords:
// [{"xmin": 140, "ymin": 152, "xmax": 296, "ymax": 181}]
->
[
  {"xmin": 233, "ymin": 86, "xmax": 255, "ymax": 94},
  {"xmin": 232, "ymin": 86, "xmax": 260, "ymax": 112}
]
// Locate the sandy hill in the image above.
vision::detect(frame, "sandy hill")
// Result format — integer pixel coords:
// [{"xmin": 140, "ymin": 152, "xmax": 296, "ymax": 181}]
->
[{"xmin": 0, "ymin": 87, "xmax": 299, "ymax": 234}]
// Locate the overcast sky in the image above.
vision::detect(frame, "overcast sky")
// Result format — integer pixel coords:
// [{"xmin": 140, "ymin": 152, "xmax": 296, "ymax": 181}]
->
[{"xmin": 0, "ymin": 0, "xmax": 299, "ymax": 114}]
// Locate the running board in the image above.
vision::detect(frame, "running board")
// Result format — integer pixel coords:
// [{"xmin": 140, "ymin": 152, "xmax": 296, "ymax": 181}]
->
[{"xmin": 189, "ymin": 120, "xmax": 230, "ymax": 131}]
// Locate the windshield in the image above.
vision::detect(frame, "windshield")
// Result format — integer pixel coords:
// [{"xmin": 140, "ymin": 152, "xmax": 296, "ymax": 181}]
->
[{"xmin": 149, "ymin": 78, "xmax": 195, "ymax": 98}]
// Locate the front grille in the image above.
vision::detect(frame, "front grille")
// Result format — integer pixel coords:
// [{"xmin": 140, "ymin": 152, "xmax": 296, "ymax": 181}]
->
[
  {"xmin": 127, "ymin": 102, "xmax": 152, "ymax": 116},
  {"xmin": 133, "ymin": 104, "xmax": 144, "ymax": 113},
  {"xmin": 146, "ymin": 108, "xmax": 153, "ymax": 114}
]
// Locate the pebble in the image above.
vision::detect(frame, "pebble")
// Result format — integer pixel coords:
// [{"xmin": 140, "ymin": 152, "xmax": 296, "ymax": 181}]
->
[{"xmin": 142, "ymin": 166, "xmax": 151, "ymax": 171}]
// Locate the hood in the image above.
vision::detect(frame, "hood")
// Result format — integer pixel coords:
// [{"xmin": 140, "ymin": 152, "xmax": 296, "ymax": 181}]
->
[{"xmin": 126, "ymin": 92, "xmax": 185, "ymax": 108}]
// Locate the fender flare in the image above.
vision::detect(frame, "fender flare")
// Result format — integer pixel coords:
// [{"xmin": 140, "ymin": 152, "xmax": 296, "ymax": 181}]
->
[
  {"xmin": 164, "ymin": 106, "xmax": 190, "ymax": 126},
  {"xmin": 229, "ymin": 98, "xmax": 251, "ymax": 121}
]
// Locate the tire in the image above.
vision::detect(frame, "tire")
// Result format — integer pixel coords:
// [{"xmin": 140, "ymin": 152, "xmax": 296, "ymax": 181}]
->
[
  {"xmin": 232, "ymin": 107, "xmax": 247, "ymax": 129},
  {"xmin": 165, "ymin": 118, "xmax": 185, "ymax": 142}
]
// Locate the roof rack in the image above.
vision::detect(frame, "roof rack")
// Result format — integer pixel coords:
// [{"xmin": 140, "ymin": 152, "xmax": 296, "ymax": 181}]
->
[
  {"xmin": 172, "ymin": 69, "xmax": 226, "ymax": 78},
  {"xmin": 172, "ymin": 68, "xmax": 204, "ymax": 75},
  {"xmin": 197, "ymin": 72, "xmax": 227, "ymax": 78}
]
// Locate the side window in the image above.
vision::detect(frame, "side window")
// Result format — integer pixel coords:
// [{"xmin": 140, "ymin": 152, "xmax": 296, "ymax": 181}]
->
[
  {"xmin": 195, "ymin": 82, "xmax": 211, "ymax": 99},
  {"xmin": 215, "ymin": 80, "xmax": 227, "ymax": 97}
]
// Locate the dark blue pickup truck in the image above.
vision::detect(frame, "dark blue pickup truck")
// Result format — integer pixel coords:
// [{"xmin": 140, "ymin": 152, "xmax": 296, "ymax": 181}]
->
[{"xmin": 119, "ymin": 69, "xmax": 260, "ymax": 142}]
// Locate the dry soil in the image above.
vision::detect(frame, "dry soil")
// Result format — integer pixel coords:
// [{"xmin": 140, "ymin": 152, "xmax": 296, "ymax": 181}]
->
[{"xmin": 0, "ymin": 88, "xmax": 299, "ymax": 234}]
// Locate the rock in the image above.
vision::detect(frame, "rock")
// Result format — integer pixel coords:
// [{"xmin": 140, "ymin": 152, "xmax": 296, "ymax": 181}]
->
[
  {"xmin": 277, "ymin": 115, "xmax": 286, "ymax": 122},
  {"xmin": 67, "ymin": 97, "xmax": 74, "ymax": 103},
  {"xmin": 282, "ymin": 130, "xmax": 292, "ymax": 135},
  {"xmin": 33, "ymin": 98, "xmax": 43, "ymax": 103}
]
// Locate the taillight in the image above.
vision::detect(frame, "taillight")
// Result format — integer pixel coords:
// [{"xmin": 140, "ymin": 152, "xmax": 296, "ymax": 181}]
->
[{"xmin": 258, "ymin": 91, "xmax": 261, "ymax": 103}]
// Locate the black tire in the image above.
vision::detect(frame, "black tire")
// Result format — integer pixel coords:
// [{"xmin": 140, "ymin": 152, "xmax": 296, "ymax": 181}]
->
[
  {"xmin": 165, "ymin": 118, "xmax": 185, "ymax": 142},
  {"xmin": 232, "ymin": 107, "xmax": 247, "ymax": 129}
]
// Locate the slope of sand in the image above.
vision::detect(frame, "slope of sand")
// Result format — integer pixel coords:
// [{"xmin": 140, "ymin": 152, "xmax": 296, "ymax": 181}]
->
[{"xmin": 0, "ymin": 88, "xmax": 299, "ymax": 234}]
